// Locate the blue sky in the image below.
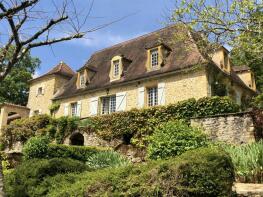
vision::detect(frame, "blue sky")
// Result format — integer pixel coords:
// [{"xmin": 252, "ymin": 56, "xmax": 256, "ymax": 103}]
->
[{"xmin": 31, "ymin": 0, "xmax": 174, "ymax": 76}]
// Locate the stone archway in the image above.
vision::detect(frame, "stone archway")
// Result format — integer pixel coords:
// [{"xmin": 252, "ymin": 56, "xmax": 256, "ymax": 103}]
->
[
  {"xmin": 0, "ymin": 103, "xmax": 30, "ymax": 131},
  {"xmin": 69, "ymin": 132, "xmax": 84, "ymax": 146}
]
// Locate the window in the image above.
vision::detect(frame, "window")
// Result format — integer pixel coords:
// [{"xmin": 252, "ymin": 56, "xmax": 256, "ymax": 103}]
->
[
  {"xmin": 150, "ymin": 49, "xmax": 159, "ymax": 68},
  {"xmin": 80, "ymin": 73, "xmax": 85, "ymax": 88},
  {"xmin": 147, "ymin": 87, "xmax": 158, "ymax": 106},
  {"xmin": 37, "ymin": 87, "xmax": 43, "ymax": 95},
  {"xmin": 71, "ymin": 102, "xmax": 78, "ymax": 117},
  {"xmin": 101, "ymin": 95, "xmax": 116, "ymax": 114},
  {"xmin": 113, "ymin": 60, "xmax": 120, "ymax": 77}
]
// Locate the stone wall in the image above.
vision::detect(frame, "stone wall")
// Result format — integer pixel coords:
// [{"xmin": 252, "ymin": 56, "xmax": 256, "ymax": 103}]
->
[{"xmin": 191, "ymin": 112, "xmax": 256, "ymax": 144}]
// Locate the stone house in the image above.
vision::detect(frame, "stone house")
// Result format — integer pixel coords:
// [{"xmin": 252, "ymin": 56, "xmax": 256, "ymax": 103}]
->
[{"xmin": 0, "ymin": 25, "xmax": 256, "ymax": 129}]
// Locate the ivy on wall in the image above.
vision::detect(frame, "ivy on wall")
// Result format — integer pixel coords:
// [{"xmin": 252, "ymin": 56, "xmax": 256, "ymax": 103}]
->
[{"xmin": 0, "ymin": 96, "xmax": 240, "ymax": 149}]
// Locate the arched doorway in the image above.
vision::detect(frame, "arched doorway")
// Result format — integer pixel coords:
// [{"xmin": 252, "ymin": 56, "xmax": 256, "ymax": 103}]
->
[
  {"xmin": 7, "ymin": 112, "xmax": 21, "ymax": 125},
  {"xmin": 70, "ymin": 133, "xmax": 84, "ymax": 146}
]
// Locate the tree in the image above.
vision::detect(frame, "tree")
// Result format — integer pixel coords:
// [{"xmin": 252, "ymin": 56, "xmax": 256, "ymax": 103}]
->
[
  {"xmin": 0, "ymin": 0, "xmax": 111, "ymax": 82},
  {"xmin": 0, "ymin": 46, "xmax": 40, "ymax": 105},
  {"xmin": 170, "ymin": 0, "xmax": 263, "ymax": 90}
]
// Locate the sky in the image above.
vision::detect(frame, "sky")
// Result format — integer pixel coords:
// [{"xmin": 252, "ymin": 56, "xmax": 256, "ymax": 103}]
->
[{"xmin": 31, "ymin": 0, "xmax": 175, "ymax": 77}]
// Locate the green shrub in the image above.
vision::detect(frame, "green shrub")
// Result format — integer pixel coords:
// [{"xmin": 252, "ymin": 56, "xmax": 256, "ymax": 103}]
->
[
  {"xmin": 147, "ymin": 120, "xmax": 209, "ymax": 159},
  {"xmin": 81, "ymin": 96, "xmax": 239, "ymax": 147},
  {"xmin": 86, "ymin": 151, "xmax": 130, "ymax": 169},
  {"xmin": 251, "ymin": 93, "xmax": 263, "ymax": 109},
  {"xmin": 53, "ymin": 116, "xmax": 79, "ymax": 144},
  {"xmin": 22, "ymin": 136, "xmax": 50, "ymax": 160},
  {"xmin": 4, "ymin": 158, "xmax": 88, "ymax": 197},
  {"xmin": 0, "ymin": 115, "xmax": 52, "ymax": 148},
  {"xmin": 222, "ymin": 141, "xmax": 263, "ymax": 183},
  {"xmin": 45, "ymin": 147, "xmax": 234, "ymax": 197},
  {"xmin": 47, "ymin": 144, "xmax": 109, "ymax": 162}
]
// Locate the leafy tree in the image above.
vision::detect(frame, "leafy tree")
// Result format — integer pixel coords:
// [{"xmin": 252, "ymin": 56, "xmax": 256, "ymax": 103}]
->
[
  {"xmin": 170, "ymin": 0, "xmax": 263, "ymax": 90},
  {"xmin": 0, "ymin": 47, "xmax": 40, "ymax": 105}
]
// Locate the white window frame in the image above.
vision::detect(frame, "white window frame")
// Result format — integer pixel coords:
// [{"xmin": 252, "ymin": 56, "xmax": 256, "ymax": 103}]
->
[
  {"xmin": 150, "ymin": 49, "xmax": 159, "ymax": 68},
  {"xmin": 147, "ymin": 86, "xmax": 158, "ymax": 107},
  {"xmin": 113, "ymin": 60, "xmax": 120, "ymax": 77},
  {"xmin": 79, "ymin": 73, "xmax": 85, "ymax": 88},
  {"xmin": 101, "ymin": 95, "xmax": 116, "ymax": 115},
  {"xmin": 71, "ymin": 102, "xmax": 78, "ymax": 117}
]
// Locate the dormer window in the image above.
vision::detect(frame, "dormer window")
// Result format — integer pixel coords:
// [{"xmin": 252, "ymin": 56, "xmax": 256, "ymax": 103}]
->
[
  {"xmin": 113, "ymin": 60, "xmax": 120, "ymax": 77},
  {"xmin": 150, "ymin": 49, "xmax": 159, "ymax": 68},
  {"xmin": 110, "ymin": 56, "xmax": 123, "ymax": 81},
  {"xmin": 79, "ymin": 72, "xmax": 86, "ymax": 88}
]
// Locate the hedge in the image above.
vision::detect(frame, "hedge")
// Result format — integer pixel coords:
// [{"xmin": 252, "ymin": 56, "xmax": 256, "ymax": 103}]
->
[
  {"xmin": 81, "ymin": 96, "xmax": 240, "ymax": 146},
  {"xmin": 41, "ymin": 147, "xmax": 235, "ymax": 197},
  {"xmin": 4, "ymin": 158, "xmax": 88, "ymax": 197},
  {"xmin": 46, "ymin": 144, "xmax": 109, "ymax": 162}
]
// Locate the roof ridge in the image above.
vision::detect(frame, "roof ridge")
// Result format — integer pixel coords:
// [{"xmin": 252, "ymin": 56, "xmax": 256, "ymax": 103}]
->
[{"xmin": 92, "ymin": 24, "xmax": 177, "ymax": 55}]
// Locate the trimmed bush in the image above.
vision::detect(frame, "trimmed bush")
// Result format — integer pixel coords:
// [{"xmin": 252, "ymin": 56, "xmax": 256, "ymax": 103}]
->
[
  {"xmin": 22, "ymin": 136, "xmax": 50, "ymax": 160},
  {"xmin": 86, "ymin": 151, "xmax": 130, "ymax": 169},
  {"xmin": 4, "ymin": 158, "xmax": 88, "ymax": 197},
  {"xmin": 44, "ymin": 147, "xmax": 235, "ymax": 197},
  {"xmin": 47, "ymin": 144, "xmax": 109, "ymax": 162},
  {"xmin": 147, "ymin": 120, "xmax": 209, "ymax": 159}
]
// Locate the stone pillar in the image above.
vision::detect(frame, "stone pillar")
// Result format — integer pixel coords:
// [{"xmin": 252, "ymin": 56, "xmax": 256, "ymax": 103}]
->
[{"xmin": 0, "ymin": 107, "xmax": 8, "ymax": 131}]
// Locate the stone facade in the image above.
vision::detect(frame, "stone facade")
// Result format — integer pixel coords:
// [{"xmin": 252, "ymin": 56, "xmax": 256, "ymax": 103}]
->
[
  {"xmin": 54, "ymin": 68, "xmax": 210, "ymax": 118},
  {"xmin": 27, "ymin": 75, "xmax": 70, "ymax": 116},
  {"xmin": 191, "ymin": 112, "xmax": 256, "ymax": 144}
]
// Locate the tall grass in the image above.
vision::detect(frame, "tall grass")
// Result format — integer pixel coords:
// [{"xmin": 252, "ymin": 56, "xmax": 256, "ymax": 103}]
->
[{"xmin": 223, "ymin": 140, "xmax": 263, "ymax": 183}]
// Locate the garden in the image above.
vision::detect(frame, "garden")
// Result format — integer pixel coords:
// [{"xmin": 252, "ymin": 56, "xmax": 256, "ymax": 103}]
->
[{"xmin": 1, "ymin": 96, "xmax": 263, "ymax": 196}]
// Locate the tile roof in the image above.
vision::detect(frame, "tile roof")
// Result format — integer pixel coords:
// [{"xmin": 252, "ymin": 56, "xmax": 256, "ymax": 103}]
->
[
  {"xmin": 54, "ymin": 25, "xmax": 207, "ymax": 99},
  {"xmin": 30, "ymin": 61, "xmax": 75, "ymax": 83},
  {"xmin": 53, "ymin": 25, "xmax": 256, "ymax": 100}
]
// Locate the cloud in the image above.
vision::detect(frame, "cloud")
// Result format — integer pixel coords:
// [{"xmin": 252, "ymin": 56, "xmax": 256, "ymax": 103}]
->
[
  {"xmin": 72, "ymin": 31, "xmax": 148, "ymax": 49},
  {"xmin": 32, "ymin": 71, "xmax": 39, "ymax": 79}
]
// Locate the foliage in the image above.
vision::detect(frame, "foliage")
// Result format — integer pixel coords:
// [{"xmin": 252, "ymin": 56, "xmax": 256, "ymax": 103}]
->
[
  {"xmin": 0, "ymin": 47, "xmax": 40, "ymax": 105},
  {"xmin": 22, "ymin": 136, "xmax": 50, "ymax": 160},
  {"xmin": 170, "ymin": 0, "xmax": 263, "ymax": 91},
  {"xmin": 47, "ymin": 144, "xmax": 109, "ymax": 162},
  {"xmin": 49, "ymin": 102, "xmax": 60, "ymax": 116},
  {"xmin": 147, "ymin": 120, "xmax": 209, "ymax": 159},
  {"xmin": 53, "ymin": 116, "xmax": 79, "ymax": 144},
  {"xmin": 86, "ymin": 151, "xmax": 130, "ymax": 169},
  {"xmin": 0, "ymin": 115, "xmax": 52, "ymax": 148},
  {"xmin": 4, "ymin": 158, "xmax": 88, "ymax": 197},
  {"xmin": 222, "ymin": 141, "xmax": 263, "ymax": 183},
  {"xmin": 43, "ymin": 147, "xmax": 234, "ymax": 197},
  {"xmin": 81, "ymin": 96, "xmax": 239, "ymax": 147},
  {"xmin": 0, "ymin": 115, "xmax": 79, "ymax": 148},
  {"xmin": 251, "ymin": 94, "xmax": 263, "ymax": 109}
]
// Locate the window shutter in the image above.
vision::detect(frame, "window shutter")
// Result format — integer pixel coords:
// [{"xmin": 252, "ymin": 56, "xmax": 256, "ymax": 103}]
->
[
  {"xmin": 158, "ymin": 82, "xmax": 165, "ymax": 105},
  {"xmin": 116, "ymin": 92, "xmax": 127, "ymax": 112},
  {"xmin": 64, "ymin": 103, "xmax": 69, "ymax": 116},
  {"xmin": 89, "ymin": 97, "xmax": 98, "ymax": 116},
  {"xmin": 138, "ymin": 87, "xmax": 145, "ymax": 108},
  {"xmin": 77, "ymin": 101, "xmax": 82, "ymax": 117}
]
